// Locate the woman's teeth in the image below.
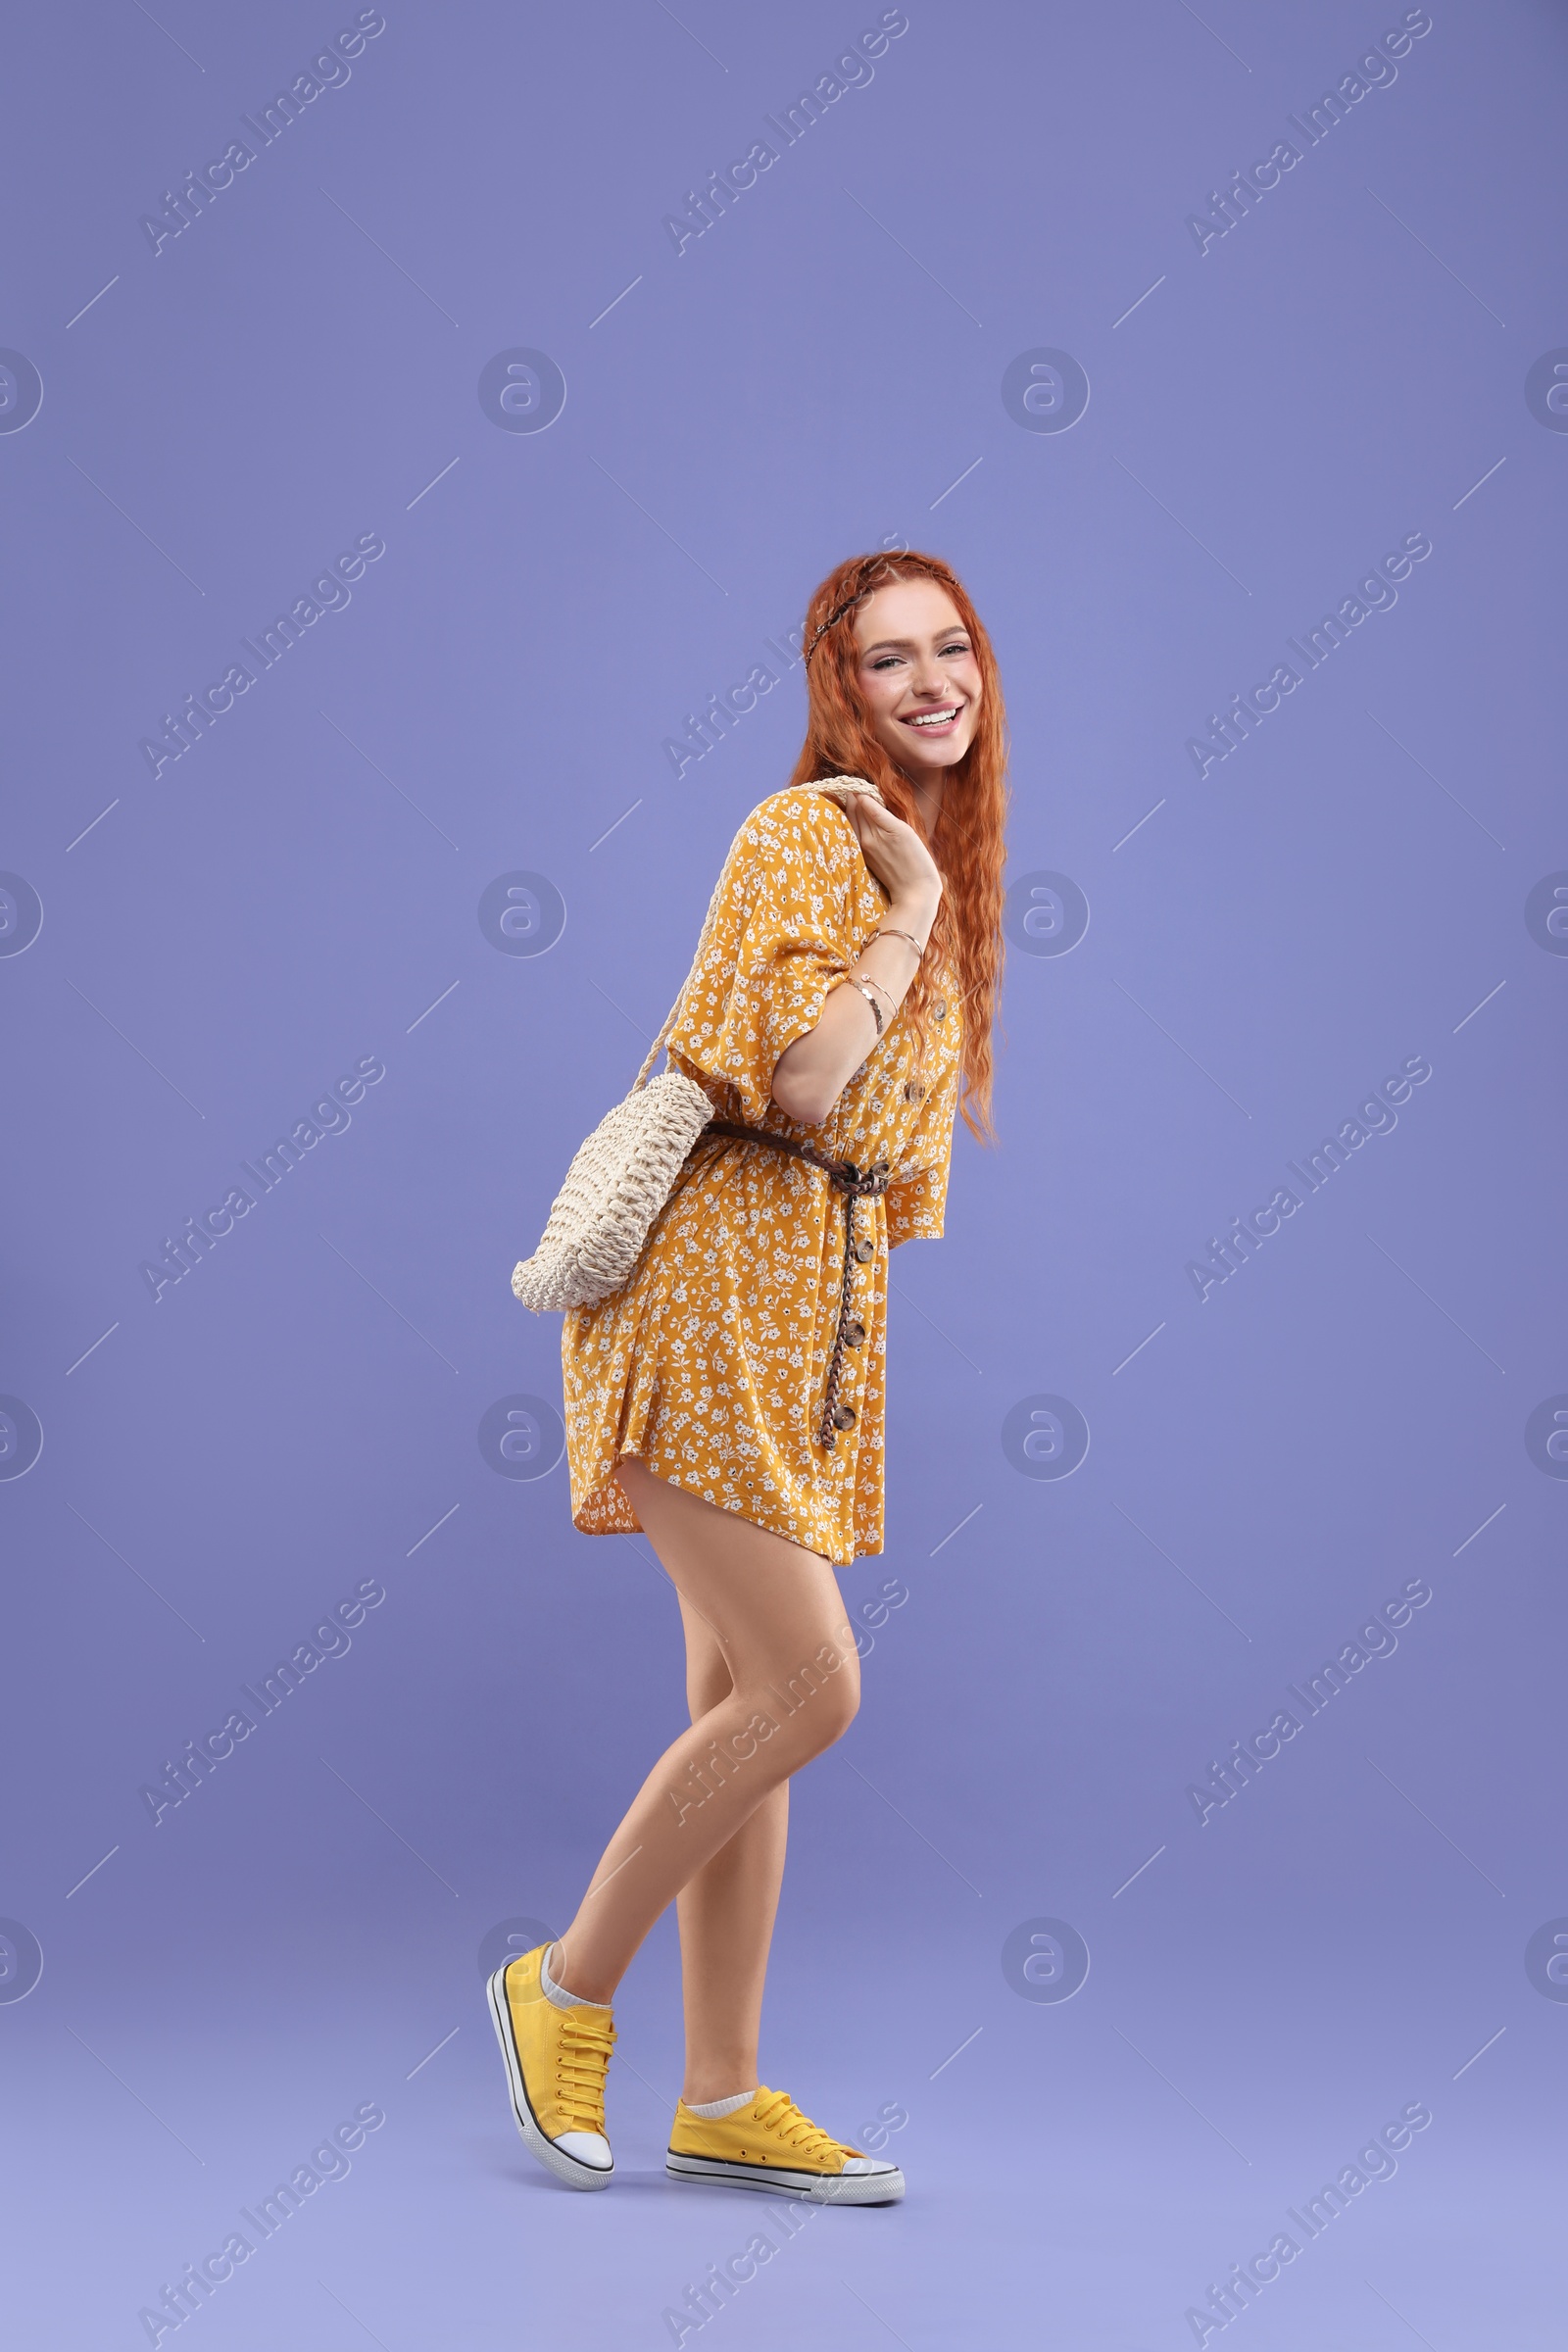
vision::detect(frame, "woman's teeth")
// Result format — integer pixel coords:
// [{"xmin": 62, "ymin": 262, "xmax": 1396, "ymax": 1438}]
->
[{"xmin": 906, "ymin": 707, "xmax": 960, "ymax": 728}]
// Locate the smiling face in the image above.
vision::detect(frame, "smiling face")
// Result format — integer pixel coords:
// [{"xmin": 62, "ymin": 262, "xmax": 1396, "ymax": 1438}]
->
[{"xmin": 851, "ymin": 576, "xmax": 984, "ymax": 778}]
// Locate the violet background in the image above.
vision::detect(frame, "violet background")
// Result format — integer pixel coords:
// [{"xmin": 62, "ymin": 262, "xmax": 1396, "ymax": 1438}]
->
[{"xmin": 2, "ymin": 2, "xmax": 1564, "ymax": 2346}]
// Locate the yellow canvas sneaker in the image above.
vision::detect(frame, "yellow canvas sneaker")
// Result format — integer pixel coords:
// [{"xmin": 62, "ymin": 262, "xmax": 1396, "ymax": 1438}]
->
[
  {"xmin": 666, "ymin": 2085, "xmax": 905, "ymax": 2204},
  {"xmin": 486, "ymin": 1944, "xmax": 616, "ymax": 2190}
]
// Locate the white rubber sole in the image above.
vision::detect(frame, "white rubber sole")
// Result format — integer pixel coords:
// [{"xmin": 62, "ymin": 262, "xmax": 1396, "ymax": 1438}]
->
[
  {"xmin": 665, "ymin": 2150, "xmax": 905, "ymax": 2204},
  {"xmin": 486, "ymin": 1963, "xmax": 613, "ymax": 2191}
]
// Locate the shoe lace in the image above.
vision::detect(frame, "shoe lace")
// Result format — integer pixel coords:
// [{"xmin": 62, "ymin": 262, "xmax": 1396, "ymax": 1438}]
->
[
  {"xmin": 556, "ymin": 2009, "xmax": 616, "ymax": 2135},
  {"xmin": 752, "ymin": 2087, "xmax": 847, "ymax": 2165}
]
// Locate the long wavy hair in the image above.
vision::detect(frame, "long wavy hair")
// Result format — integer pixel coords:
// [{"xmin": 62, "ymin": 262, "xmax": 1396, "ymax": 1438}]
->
[{"xmin": 788, "ymin": 550, "xmax": 1008, "ymax": 1146}]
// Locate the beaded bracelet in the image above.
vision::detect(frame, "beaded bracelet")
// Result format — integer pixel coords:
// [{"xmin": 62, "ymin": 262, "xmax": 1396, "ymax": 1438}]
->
[{"xmin": 845, "ymin": 975, "xmax": 885, "ymax": 1036}]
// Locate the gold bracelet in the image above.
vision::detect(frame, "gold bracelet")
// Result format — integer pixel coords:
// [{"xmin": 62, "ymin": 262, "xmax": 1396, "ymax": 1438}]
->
[
  {"xmin": 854, "ymin": 969, "xmax": 898, "ymax": 1012},
  {"xmin": 845, "ymin": 975, "xmax": 884, "ymax": 1036},
  {"xmin": 869, "ymin": 925, "xmax": 926, "ymax": 957}
]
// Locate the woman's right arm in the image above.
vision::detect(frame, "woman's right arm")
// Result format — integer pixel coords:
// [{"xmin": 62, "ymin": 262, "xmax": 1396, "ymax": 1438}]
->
[{"xmin": 770, "ymin": 801, "xmax": 942, "ymax": 1126}]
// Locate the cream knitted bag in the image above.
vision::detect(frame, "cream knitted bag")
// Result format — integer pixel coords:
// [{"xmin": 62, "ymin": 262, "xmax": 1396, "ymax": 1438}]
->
[{"xmin": 511, "ymin": 777, "xmax": 886, "ymax": 1314}]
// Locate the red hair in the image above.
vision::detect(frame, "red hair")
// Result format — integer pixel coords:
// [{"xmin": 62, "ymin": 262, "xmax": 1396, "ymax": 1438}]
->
[{"xmin": 788, "ymin": 551, "xmax": 1008, "ymax": 1146}]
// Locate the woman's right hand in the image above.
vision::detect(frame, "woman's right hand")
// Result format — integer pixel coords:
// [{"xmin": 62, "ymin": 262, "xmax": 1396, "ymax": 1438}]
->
[{"xmin": 844, "ymin": 795, "xmax": 943, "ymax": 928}]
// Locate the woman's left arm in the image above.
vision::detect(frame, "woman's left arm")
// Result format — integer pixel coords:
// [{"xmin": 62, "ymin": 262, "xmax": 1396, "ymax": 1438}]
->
[
  {"xmin": 772, "ymin": 798, "xmax": 941, "ymax": 1124},
  {"xmin": 771, "ymin": 922, "xmax": 928, "ymax": 1124}
]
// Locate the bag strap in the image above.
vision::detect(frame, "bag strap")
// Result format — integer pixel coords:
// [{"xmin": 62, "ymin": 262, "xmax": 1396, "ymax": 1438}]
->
[
  {"xmin": 629, "ymin": 853, "xmax": 733, "ymax": 1092},
  {"xmin": 629, "ymin": 777, "xmax": 885, "ymax": 1093}
]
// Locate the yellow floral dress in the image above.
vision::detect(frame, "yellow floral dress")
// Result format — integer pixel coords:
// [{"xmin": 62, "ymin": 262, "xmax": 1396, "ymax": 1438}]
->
[{"xmin": 561, "ymin": 784, "xmax": 963, "ymax": 1566}]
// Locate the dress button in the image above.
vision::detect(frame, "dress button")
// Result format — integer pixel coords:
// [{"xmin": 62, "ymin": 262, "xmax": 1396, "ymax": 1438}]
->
[
  {"xmin": 933, "ymin": 998, "xmax": 948, "ymax": 1018},
  {"xmin": 852, "ymin": 1237, "xmax": 875, "ymax": 1263},
  {"xmin": 831, "ymin": 1402, "xmax": 857, "ymax": 1430},
  {"xmin": 843, "ymin": 1318, "xmax": 865, "ymax": 1347},
  {"xmin": 903, "ymin": 1079, "xmax": 927, "ymax": 1102}
]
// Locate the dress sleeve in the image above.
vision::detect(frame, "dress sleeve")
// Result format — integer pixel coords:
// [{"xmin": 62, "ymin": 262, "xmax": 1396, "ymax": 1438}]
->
[
  {"xmin": 885, "ymin": 1035, "xmax": 961, "ymax": 1248},
  {"xmin": 664, "ymin": 792, "xmax": 859, "ymax": 1127}
]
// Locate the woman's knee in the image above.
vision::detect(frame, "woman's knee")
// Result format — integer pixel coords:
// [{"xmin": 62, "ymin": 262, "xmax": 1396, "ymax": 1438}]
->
[
  {"xmin": 811, "ymin": 1660, "xmax": 860, "ymax": 1750},
  {"xmin": 679, "ymin": 1592, "xmax": 735, "ymax": 1723},
  {"xmin": 758, "ymin": 1635, "xmax": 860, "ymax": 1760},
  {"xmin": 687, "ymin": 1658, "xmax": 734, "ymax": 1721}
]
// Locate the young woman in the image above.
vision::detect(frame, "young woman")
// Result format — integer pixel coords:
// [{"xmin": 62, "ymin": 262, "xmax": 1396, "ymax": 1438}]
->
[{"xmin": 489, "ymin": 550, "xmax": 1007, "ymax": 2202}]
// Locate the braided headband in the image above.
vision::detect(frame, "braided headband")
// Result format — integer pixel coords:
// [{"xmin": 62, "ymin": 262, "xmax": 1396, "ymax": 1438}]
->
[{"xmin": 802, "ymin": 557, "xmax": 961, "ymax": 666}]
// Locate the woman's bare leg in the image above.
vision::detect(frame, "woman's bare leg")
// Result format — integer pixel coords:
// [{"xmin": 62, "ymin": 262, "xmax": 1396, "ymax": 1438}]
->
[
  {"xmin": 673, "ymin": 1590, "xmax": 790, "ymax": 2103},
  {"xmin": 550, "ymin": 1455, "xmax": 858, "ymax": 2056}
]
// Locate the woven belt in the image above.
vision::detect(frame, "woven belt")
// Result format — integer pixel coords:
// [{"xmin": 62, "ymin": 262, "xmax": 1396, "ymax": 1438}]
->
[{"xmin": 701, "ymin": 1118, "xmax": 891, "ymax": 1451}]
